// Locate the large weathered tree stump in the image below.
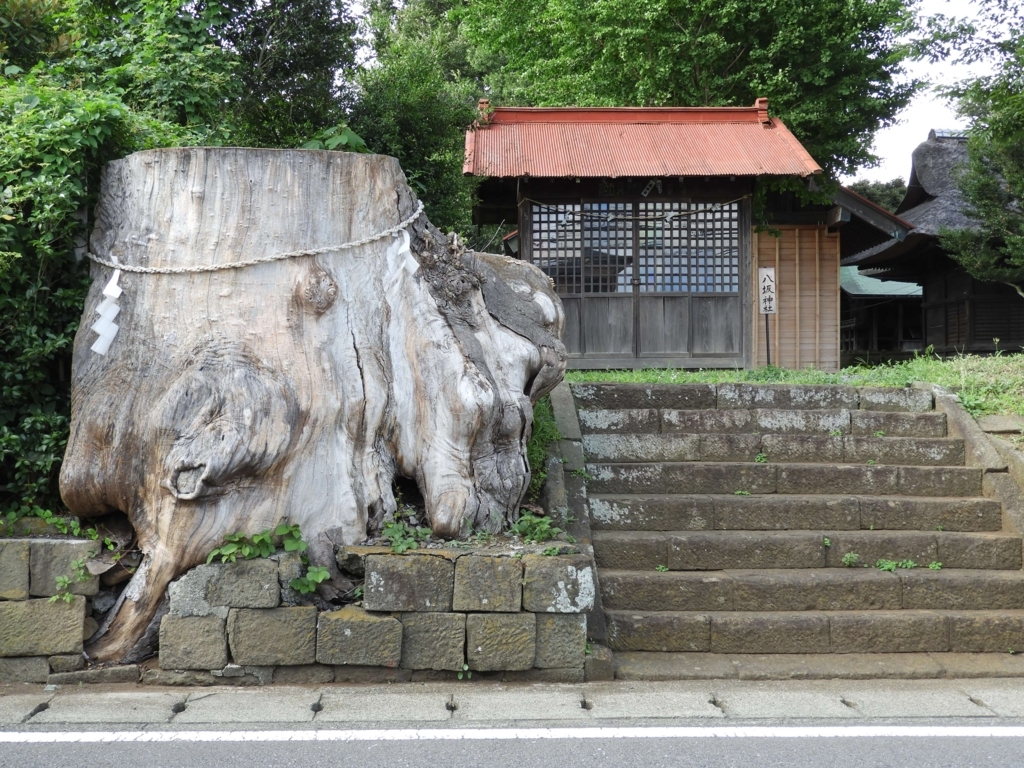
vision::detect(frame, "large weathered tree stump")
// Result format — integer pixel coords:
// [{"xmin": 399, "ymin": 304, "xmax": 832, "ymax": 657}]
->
[{"xmin": 60, "ymin": 148, "xmax": 566, "ymax": 661}]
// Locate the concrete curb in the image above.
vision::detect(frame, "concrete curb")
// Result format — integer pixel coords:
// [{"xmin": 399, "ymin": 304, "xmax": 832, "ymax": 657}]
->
[{"xmin": 913, "ymin": 382, "xmax": 1008, "ymax": 472}]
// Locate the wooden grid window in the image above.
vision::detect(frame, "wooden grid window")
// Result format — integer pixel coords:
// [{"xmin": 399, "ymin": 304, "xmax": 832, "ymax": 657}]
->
[
  {"xmin": 638, "ymin": 201, "xmax": 688, "ymax": 293},
  {"xmin": 582, "ymin": 202, "xmax": 632, "ymax": 293},
  {"xmin": 690, "ymin": 203, "xmax": 740, "ymax": 293},
  {"xmin": 531, "ymin": 200, "xmax": 740, "ymax": 296},
  {"xmin": 638, "ymin": 201, "xmax": 740, "ymax": 294},
  {"xmin": 530, "ymin": 203, "xmax": 582, "ymax": 295}
]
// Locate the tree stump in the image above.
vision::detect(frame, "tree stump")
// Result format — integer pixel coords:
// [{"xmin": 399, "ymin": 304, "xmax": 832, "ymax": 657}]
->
[{"xmin": 60, "ymin": 148, "xmax": 566, "ymax": 661}]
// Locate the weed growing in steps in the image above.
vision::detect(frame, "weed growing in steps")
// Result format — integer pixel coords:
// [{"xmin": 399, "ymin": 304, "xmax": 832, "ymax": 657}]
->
[
  {"xmin": 565, "ymin": 352, "xmax": 1024, "ymax": 417},
  {"xmin": 875, "ymin": 559, "xmax": 918, "ymax": 572}
]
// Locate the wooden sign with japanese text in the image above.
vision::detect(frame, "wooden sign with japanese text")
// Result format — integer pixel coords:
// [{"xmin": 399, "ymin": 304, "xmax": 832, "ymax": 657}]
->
[{"xmin": 758, "ymin": 267, "xmax": 777, "ymax": 314}]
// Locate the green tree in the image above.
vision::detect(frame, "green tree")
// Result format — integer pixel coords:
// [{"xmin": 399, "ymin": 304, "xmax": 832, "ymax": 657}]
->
[
  {"xmin": 350, "ymin": 0, "xmax": 480, "ymax": 232},
  {"xmin": 209, "ymin": 0, "xmax": 358, "ymax": 147},
  {"xmin": 458, "ymin": 0, "xmax": 920, "ymax": 179},
  {"xmin": 847, "ymin": 178, "xmax": 908, "ymax": 212},
  {"xmin": 937, "ymin": 1, "xmax": 1024, "ymax": 296}
]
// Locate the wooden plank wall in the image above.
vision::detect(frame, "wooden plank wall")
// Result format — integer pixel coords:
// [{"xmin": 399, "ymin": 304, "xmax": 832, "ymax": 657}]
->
[{"xmin": 752, "ymin": 226, "xmax": 840, "ymax": 371}]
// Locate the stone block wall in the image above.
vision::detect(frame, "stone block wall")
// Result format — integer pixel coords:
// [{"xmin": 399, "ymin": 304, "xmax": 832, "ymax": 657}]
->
[
  {"xmin": 156, "ymin": 549, "xmax": 595, "ymax": 684},
  {"xmin": 0, "ymin": 539, "xmax": 95, "ymax": 683}
]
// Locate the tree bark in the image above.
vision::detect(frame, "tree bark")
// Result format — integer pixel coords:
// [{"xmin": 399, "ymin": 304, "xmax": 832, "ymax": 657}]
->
[{"xmin": 60, "ymin": 148, "xmax": 565, "ymax": 661}]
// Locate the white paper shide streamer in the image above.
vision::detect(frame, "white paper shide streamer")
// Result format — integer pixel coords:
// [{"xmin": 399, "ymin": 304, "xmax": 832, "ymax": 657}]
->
[{"xmin": 90, "ymin": 268, "xmax": 122, "ymax": 355}]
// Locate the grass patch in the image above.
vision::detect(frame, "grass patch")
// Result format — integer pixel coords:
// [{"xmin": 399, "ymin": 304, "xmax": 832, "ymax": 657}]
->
[
  {"xmin": 526, "ymin": 395, "xmax": 561, "ymax": 499},
  {"xmin": 565, "ymin": 352, "xmax": 1024, "ymax": 417}
]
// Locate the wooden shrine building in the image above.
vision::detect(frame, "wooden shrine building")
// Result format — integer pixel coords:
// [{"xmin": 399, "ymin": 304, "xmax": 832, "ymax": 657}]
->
[
  {"xmin": 465, "ymin": 99, "xmax": 897, "ymax": 370},
  {"xmin": 843, "ymin": 130, "xmax": 1024, "ymax": 355}
]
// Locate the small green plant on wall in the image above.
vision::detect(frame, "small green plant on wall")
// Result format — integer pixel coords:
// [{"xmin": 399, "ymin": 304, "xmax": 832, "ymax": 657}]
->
[
  {"xmin": 509, "ymin": 512, "xmax": 562, "ymax": 544},
  {"xmin": 206, "ymin": 523, "xmax": 308, "ymax": 564},
  {"xmin": 289, "ymin": 566, "xmax": 331, "ymax": 594},
  {"xmin": 382, "ymin": 516, "xmax": 432, "ymax": 553},
  {"xmin": 49, "ymin": 557, "xmax": 93, "ymax": 603}
]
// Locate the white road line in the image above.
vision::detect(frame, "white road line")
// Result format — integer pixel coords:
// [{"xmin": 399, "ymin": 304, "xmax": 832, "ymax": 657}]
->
[{"xmin": 4, "ymin": 727, "xmax": 1024, "ymax": 743}]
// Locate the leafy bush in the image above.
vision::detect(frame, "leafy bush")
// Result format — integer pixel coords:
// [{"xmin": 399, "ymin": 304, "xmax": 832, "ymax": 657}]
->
[{"xmin": 525, "ymin": 395, "xmax": 560, "ymax": 499}]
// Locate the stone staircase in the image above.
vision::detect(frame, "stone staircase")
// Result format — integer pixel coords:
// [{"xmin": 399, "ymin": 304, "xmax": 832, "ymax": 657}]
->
[{"xmin": 571, "ymin": 382, "xmax": 1024, "ymax": 677}]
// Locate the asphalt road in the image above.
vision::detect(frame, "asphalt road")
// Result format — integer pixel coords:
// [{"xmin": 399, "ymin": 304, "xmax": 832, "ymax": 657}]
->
[
  {"xmin": 5, "ymin": 727, "xmax": 1024, "ymax": 768},
  {"xmin": 7, "ymin": 678, "xmax": 1024, "ymax": 767}
]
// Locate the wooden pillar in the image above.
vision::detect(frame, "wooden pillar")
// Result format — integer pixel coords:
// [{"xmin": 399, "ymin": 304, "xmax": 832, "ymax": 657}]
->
[
  {"xmin": 774, "ymin": 234, "xmax": 780, "ymax": 366},
  {"xmin": 815, "ymin": 229, "xmax": 820, "ymax": 369},
  {"xmin": 795, "ymin": 228, "xmax": 801, "ymax": 368}
]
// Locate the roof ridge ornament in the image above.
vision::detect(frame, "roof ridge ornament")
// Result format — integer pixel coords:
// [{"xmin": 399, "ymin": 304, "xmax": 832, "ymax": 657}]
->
[{"xmin": 755, "ymin": 97, "xmax": 770, "ymax": 125}]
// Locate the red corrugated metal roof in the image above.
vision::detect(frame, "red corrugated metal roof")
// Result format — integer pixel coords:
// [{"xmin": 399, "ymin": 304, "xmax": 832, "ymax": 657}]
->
[{"xmin": 463, "ymin": 100, "xmax": 821, "ymax": 179}]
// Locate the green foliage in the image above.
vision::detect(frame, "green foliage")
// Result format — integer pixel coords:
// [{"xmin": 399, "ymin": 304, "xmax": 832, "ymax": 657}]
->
[
  {"xmin": 350, "ymin": 0, "xmax": 479, "ymax": 232},
  {"xmin": 823, "ymin": 537, "xmax": 831, "ymax": 548},
  {"xmin": 508, "ymin": 512, "xmax": 561, "ymax": 544},
  {"xmin": 847, "ymin": 178, "xmax": 907, "ymax": 212},
  {"xmin": 754, "ymin": 453, "xmax": 768, "ymax": 463},
  {"xmin": 525, "ymin": 395, "xmax": 561, "ymax": 499},
  {"xmin": 301, "ymin": 123, "xmax": 369, "ymax": 152},
  {"xmin": 289, "ymin": 565, "xmax": 331, "ymax": 594},
  {"xmin": 382, "ymin": 517, "xmax": 432, "ymax": 553},
  {"xmin": 566, "ymin": 352, "xmax": 1024, "ymax": 417},
  {"xmin": 205, "ymin": 523, "xmax": 308, "ymax": 564},
  {"xmin": 459, "ymin": 0, "xmax": 919, "ymax": 178},
  {"xmin": 928, "ymin": 561, "xmax": 943, "ymax": 570},
  {"xmin": 841, "ymin": 552, "xmax": 861, "ymax": 567},
  {"xmin": 457, "ymin": 662, "xmax": 472, "ymax": 680},
  {"xmin": 540, "ymin": 546, "xmax": 560, "ymax": 556},
  {"xmin": 733, "ymin": 490, "xmax": 750, "ymax": 496},
  {"xmin": 655, "ymin": 564, "xmax": 669, "ymax": 572},
  {"xmin": 0, "ymin": 0, "xmax": 70, "ymax": 70}
]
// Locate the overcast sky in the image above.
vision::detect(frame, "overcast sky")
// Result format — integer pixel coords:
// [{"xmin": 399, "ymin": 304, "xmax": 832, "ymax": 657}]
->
[{"xmin": 844, "ymin": 0, "xmax": 996, "ymax": 183}]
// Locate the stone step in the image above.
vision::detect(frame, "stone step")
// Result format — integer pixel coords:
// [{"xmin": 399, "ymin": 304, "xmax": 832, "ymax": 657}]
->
[
  {"xmin": 612, "ymin": 651, "xmax": 1024, "ymax": 680},
  {"xmin": 570, "ymin": 383, "xmax": 934, "ymax": 413},
  {"xmin": 588, "ymin": 494, "xmax": 1002, "ymax": 533},
  {"xmin": 599, "ymin": 568, "xmax": 1024, "ymax": 612},
  {"xmin": 604, "ymin": 609, "xmax": 1024, "ymax": 654},
  {"xmin": 592, "ymin": 530, "xmax": 1022, "ymax": 571},
  {"xmin": 579, "ymin": 408, "xmax": 948, "ymax": 438},
  {"xmin": 582, "ymin": 433, "xmax": 965, "ymax": 466},
  {"xmin": 587, "ymin": 462, "xmax": 983, "ymax": 497}
]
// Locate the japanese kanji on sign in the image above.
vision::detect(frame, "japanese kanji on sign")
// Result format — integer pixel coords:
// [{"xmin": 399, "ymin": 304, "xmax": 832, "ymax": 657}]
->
[{"xmin": 758, "ymin": 267, "xmax": 777, "ymax": 315}]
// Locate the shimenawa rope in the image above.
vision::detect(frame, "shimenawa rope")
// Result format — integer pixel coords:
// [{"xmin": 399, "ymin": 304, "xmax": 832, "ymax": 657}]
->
[{"xmin": 85, "ymin": 201, "xmax": 425, "ymax": 275}]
